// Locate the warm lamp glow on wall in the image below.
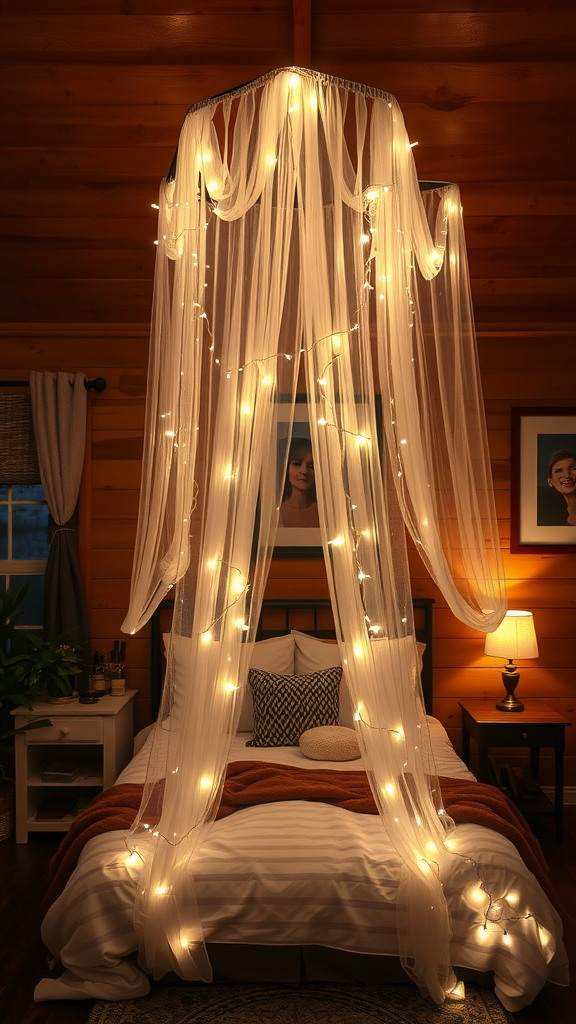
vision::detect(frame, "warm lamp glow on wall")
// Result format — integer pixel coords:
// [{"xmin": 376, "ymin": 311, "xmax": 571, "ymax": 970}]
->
[{"xmin": 484, "ymin": 611, "xmax": 539, "ymax": 712}]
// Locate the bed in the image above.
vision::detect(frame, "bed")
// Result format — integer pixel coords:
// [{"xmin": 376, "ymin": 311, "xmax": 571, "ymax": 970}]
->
[{"xmin": 34, "ymin": 599, "xmax": 568, "ymax": 1011}]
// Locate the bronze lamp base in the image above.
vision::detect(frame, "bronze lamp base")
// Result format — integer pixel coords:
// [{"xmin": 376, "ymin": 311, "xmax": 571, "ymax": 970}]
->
[{"xmin": 496, "ymin": 661, "xmax": 524, "ymax": 712}]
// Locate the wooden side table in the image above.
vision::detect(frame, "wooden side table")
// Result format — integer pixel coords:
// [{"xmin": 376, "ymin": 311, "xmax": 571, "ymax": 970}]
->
[
  {"xmin": 12, "ymin": 691, "xmax": 136, "ymax": 843},
  {"xmin": 459, "ymin": 699, "xmax": 570, "ymax": 843}
]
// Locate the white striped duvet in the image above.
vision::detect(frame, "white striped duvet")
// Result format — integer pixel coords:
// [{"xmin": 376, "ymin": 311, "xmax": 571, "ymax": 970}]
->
[{"xmin": 35, "ymin": 718, "xmax": 569, "ymax": 1011}]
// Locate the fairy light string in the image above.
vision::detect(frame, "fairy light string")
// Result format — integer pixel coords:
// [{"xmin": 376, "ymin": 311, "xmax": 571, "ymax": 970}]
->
[{"xmin": 143, "ymin": 101, "xmax": 526, "ymax": 964}]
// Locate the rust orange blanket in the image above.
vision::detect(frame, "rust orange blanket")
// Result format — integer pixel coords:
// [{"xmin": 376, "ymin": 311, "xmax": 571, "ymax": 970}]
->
[{"xmin": 41, "ymin": 762, "xmax": 555, "ymax": 916}]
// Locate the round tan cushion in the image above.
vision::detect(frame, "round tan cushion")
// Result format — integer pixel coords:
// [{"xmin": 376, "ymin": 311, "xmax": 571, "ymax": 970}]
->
[{"xmin": 299, "ymin": 725, "xmax": 361, "ymax": 761}]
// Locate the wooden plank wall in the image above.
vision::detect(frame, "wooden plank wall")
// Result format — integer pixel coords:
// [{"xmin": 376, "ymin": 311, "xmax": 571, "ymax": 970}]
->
[{"xmin": 0, "ymin": 2, "xmax": 575, "ymax": 779}]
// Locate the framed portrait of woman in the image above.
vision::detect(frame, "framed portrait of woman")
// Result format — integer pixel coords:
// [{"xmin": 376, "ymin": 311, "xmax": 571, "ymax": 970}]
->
[
  {"xmin": 274, "ymin": 401, "xmax": 322, "ymax": 557},
  {"xmin": 510, "ymin": 407, "xmax": 576, "ymax": 553}
]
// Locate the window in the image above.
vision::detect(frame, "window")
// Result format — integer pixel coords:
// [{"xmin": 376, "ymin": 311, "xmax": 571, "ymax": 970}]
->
[{"xmin": 0, "ymin": 483, "xmax": 49, "ymax": 636}]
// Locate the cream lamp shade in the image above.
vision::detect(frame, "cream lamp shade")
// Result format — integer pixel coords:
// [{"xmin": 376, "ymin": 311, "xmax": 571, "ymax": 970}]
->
[{"xmin": 484, "ymin": 610, "xmax": 538, "ymax": 711}]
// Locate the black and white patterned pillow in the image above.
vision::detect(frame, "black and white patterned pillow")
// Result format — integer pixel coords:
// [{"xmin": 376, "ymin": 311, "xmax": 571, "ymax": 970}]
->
[{"xmin": 245, "ymin": 666, "xmax": 342, "ymax": 747}]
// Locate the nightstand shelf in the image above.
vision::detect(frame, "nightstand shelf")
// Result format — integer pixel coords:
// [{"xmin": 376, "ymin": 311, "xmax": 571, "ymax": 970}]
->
[
  {"xmin": 12, "ymin": 691, "xmax": 135, "ymax": 843},
  {"xmin": 459, "ymin": 699, "xmax": 570, "ymax": 843}
]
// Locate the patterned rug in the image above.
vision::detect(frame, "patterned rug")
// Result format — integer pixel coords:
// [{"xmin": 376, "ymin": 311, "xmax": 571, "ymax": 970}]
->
[{"xmin": 85, "ymin": 982, "xmax": 514, "ymax": 1024}]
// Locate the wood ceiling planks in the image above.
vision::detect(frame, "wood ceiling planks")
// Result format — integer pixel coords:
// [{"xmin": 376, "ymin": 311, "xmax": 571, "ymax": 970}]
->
[{"xmin": 0, "ymin": 0, "xmax": 574, "ymax": 327}]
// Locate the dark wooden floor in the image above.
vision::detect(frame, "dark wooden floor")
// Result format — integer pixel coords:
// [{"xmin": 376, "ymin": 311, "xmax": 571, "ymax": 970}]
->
[{"xmin": 0, "ymin": 811, "xmax": 574, "ymax": 1024}]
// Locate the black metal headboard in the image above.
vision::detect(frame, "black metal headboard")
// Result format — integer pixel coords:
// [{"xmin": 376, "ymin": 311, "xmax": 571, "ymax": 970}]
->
[{"xmin": 151, "ymin": 596, "xmax": 434, "ymax": 720}]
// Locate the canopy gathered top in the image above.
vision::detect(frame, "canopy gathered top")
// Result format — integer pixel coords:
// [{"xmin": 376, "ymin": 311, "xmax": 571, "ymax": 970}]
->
[{"xmin": 122, "ymin": 67, "xmax": 507, "ymax": 1003}]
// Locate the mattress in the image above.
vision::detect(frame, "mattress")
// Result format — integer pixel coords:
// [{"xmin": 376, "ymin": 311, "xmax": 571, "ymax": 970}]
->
[{"xmin": 34, "ymin": 718, "xmax": 569, "ymax": 1010}]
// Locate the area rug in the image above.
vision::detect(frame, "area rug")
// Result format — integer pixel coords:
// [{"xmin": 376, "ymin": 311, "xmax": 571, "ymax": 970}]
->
[{"xmin": 85, "ymin": 982, "xmax": 514, "ymax": 1024}]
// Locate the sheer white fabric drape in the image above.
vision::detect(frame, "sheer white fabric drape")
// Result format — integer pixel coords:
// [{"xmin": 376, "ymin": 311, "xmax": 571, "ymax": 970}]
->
[{"xmin": 122, "ymin": 68, "xmax": 506, "ymax": 1003}]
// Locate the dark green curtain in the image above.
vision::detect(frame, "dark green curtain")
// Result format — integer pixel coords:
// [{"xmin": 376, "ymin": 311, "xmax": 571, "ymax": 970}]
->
[{"xmin": 29, "ymin": 372, "xmax": 91, "ymax": 689}]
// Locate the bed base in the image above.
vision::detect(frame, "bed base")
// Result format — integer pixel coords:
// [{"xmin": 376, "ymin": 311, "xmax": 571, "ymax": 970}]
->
[{"xmin": 153, "ymin": 945, "xmax": 493, "ymax": 990}]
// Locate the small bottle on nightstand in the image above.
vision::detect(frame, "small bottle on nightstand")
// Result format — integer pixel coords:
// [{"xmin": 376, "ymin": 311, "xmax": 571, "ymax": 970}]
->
[{"xmin": 90, "ymin": 652, "xmax": 106, "ymax": 695}]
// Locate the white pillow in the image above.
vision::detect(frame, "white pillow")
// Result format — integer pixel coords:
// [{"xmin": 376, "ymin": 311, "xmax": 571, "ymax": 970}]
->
[
  {"xmin": 163, "ymin": 631, "xmax": 294, "ymax": 673},
  {"xmin": 292, "ymin": 630, "xmax": 341, "ymax": 672},
  {"xmin": 250, "ymin": 633, "xmax": 295, "ymax": 675},
  {"xmin": 292, "ymin": 631, "xmax": 425, "ymax": 673},
  {"xmin": 291, "ymin": 631, "xmax": 426, "ymax": 730},
  {"xmin": 162, "ymin": 632, "xmax": 295, "ymax": 733}
]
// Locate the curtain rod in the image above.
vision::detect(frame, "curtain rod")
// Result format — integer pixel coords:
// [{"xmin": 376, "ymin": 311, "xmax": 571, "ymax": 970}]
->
[{"xmin": 0, "ymin": 377, "xmax": 107, "ymax": 392}]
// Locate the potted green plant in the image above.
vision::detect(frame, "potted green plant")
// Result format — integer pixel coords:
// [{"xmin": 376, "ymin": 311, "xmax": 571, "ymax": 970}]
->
[
  {"xmin": 18, "ymin": 633, "xmax": 87, "ymax": 703},
  {"xmin": 0, "ymin": 586, "xmax": 52, "ymax": 751},
  {"xmin": 0, "ymin": 586, "xmax": 52, "ymax": 840}
]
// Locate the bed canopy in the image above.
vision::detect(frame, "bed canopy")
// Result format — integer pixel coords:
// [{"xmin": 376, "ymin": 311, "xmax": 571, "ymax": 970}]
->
[{"xmin": 121, "ymin": 67, "xmax": 507, "ymax": 1004}]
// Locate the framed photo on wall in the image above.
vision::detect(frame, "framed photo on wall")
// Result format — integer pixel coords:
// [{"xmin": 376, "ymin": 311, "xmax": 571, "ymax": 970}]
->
[
  {"xmin": 274, "ymin": 400, "xmax": 322, "ymax": 557},
  {"xmin": 510, "ymin": 407, "xmax": 576, "ymax": 553}
]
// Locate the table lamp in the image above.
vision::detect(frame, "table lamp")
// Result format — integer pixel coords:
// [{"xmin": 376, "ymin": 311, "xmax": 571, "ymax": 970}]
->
[{"xmin": 484, "ymin": 610, "xmax": 538, "ymax": 712}]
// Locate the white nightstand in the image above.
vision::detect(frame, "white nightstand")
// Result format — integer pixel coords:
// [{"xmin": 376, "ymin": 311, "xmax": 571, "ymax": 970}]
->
[{"xmin": 12, "ymin": 690, "xmax": 136, "ymax": 843}]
